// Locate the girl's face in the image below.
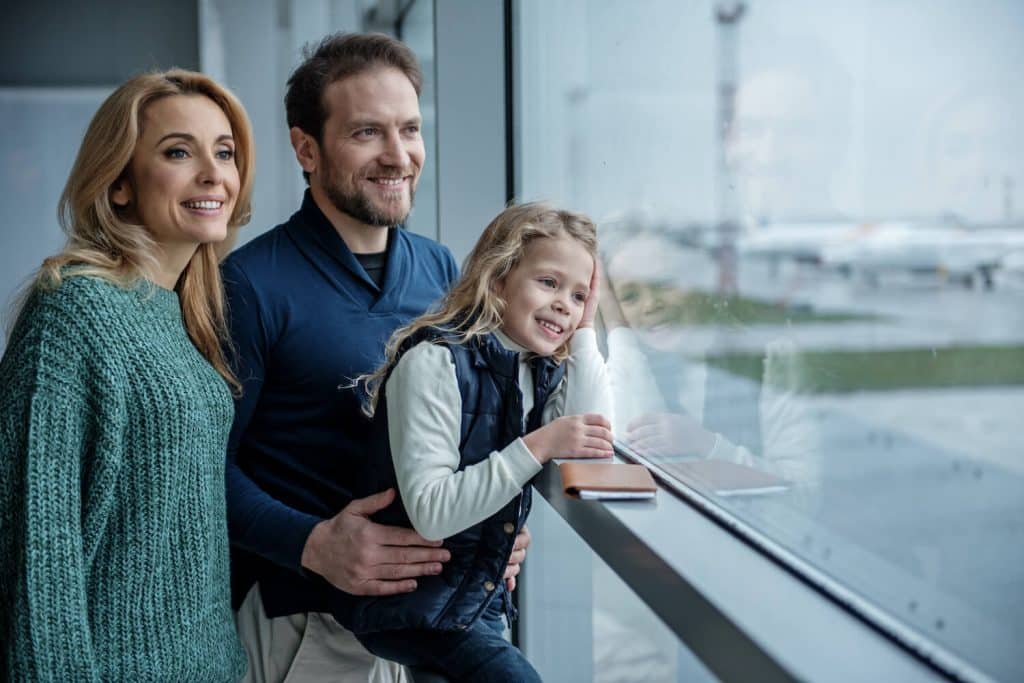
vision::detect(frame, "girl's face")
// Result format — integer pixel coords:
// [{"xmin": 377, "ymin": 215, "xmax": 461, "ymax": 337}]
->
[
  {"xmin": 496, "ymin": 235, "xmax": 594, "ymax": 356},
  {"xmin": 112, "ymin": 94, "xmax": 239, "ymax": 249}
]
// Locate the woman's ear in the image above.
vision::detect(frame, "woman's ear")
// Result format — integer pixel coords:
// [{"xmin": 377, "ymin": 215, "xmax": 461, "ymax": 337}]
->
[{"xmin": 110, "ymin": 176, "xmax": 133, "ymax": 208}]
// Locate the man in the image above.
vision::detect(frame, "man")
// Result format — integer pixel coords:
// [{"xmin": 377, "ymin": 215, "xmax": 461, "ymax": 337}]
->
[{"xmin": 222, "ymin": 33, "xmax": 530, "ymax": 682}]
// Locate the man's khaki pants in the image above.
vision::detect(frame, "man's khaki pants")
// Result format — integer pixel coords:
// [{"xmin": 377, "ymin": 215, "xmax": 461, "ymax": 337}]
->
[{"xmin": 235, "ymin": 585, "xmax": 408, "ymax": 683}]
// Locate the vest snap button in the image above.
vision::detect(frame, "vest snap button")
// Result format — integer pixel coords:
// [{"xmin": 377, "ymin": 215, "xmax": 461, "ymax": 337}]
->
[
  {"xmin": 503, "ymin": 522, "xmax": 515, "ymax": 534},
  {"xmin": 484, "ymin": 581, "xmax": 496, "ymax": 592}
]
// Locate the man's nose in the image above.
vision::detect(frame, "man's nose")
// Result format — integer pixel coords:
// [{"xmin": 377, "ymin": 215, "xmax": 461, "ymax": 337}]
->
[{"xmin": 379, "ymin": 130, "xmax": 410, "ymax": 168}]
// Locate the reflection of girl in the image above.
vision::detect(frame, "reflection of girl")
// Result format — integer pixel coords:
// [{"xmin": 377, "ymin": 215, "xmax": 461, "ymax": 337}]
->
[
  {"xmin": 338, "ymin": 202, "xmax": 614, "ymax": 681},
  {"xmin": 600, "ymin": 230, "xmax": 819, "ymax": 486},
  {"xmin": 1, "ymin": 70, "xmax": 253, "ymax": 680}
]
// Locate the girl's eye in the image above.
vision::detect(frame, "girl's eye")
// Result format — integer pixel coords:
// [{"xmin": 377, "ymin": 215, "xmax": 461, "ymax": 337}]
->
[
  {"xmin": 165, "ymin": 148, "xmax": 188, "ymax": 160},
  {"xmin": 538, "ymin": 277, "xmax": 556, "ymax": 288},
  {"xmin": 573, "ymin": 292, "xmax": 588, "ymax": 303},
  {"xmin": 216, "ymin": 149, "xmax": 235, "ymax": 161}
]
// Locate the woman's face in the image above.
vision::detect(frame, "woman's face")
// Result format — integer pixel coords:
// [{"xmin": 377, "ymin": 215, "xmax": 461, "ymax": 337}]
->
[{"xmin": 113, "ymin": 94, "xmax": 239, "ymax": 248}]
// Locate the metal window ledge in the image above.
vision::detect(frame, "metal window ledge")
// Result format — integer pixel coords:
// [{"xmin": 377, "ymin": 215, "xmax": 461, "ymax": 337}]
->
[{"xmin": 531, "ymin": 458, "xmax": 947, "ymax": 683}]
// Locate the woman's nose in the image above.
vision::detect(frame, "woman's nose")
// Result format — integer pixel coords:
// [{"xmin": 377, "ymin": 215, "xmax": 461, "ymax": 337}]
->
[{"xmin": 198, "ymin": 154, "xmax": 225, "ymax": 185}]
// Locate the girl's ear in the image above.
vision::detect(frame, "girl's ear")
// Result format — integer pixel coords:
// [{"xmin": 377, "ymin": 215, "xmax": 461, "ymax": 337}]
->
[{"xmin": 110, "ymin": 175, "xmax": 133, "ymax": 208}]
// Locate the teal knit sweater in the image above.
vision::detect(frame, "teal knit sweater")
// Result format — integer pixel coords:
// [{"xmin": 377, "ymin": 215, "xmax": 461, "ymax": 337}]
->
[{"xmin": 0, "ymin": 275, "xmax": 247, "ymax": 682}]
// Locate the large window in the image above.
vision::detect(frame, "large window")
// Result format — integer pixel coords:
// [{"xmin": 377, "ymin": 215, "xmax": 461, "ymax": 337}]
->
[
  {"xmin": 515, "ymin": 1, "xmax": 1023, "ymax": 680},
  {"xmin": 397, "ymin": 0, "xmax": 439, "ymax": 240}
]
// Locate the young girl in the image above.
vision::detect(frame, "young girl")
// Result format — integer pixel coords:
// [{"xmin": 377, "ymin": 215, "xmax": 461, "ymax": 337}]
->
[{"xmin": 332, "ymin": 202, "xmax": 614, "ymax": 681}]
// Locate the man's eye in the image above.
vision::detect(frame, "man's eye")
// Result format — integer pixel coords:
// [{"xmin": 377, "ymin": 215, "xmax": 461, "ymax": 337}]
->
[
  {"xmin": 404, "ymin": 125, "xmax": 421, "ymax": 136},
  {"xmin": 356, "ymin": 128, "xmax": 378, "ymax": 138},
  {"xmin": 164, "ymin": 148, "xmax": 188, "ymax": 160}
]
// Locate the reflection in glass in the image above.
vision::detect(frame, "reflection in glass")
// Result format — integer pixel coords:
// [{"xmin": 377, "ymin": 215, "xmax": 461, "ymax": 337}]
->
[{"xmin": 516, "ymin": 1, "xmax": 1024, "ymax": 680}]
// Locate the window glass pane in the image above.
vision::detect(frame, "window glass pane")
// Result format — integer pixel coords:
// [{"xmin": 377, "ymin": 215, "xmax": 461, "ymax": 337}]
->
[
  {"xmin": 399, "ymin": 0, "xmax": 439, "ymax": 239},
  {"xmin": 0, "ymin": 88, "xmax": 108, "ymax": 352},
  {"xmin": 514, "ymin": 1, "xmax": 1024, "ymax": 680}
]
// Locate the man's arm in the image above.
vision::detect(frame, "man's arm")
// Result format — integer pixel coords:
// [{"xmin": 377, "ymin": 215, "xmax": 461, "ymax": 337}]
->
[
  {"xmin": 222, "ymin": 260, "xmax": 323, "ymax": 570},
  {"xmin": 222, "ymin": 259, "xmax": 449, "ymax": 594}
]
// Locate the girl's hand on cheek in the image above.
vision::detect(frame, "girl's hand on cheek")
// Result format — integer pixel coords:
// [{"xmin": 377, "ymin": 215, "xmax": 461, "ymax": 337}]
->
[{"xmin": 578, "ymin": 261, "xmax": 601, "ymax": 329}]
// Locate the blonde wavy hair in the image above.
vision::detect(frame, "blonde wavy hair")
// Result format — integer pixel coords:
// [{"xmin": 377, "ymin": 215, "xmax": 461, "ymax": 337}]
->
[
  {"xmin": 20, "ymin": 69, "xmax": 254, "ymax": 392},
  {"xmin": 361, "ymin": 201, "xmax": 597, "ymax": 417}
]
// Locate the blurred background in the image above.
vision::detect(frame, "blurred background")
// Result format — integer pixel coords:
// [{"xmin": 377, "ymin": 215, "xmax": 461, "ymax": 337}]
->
[{"xmin": 2, "ymin": 1, "xmax": 1021, "ymax": 681}]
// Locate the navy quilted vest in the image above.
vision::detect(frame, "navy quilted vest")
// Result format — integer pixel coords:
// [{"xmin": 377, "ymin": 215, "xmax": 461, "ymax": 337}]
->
[{"xmin": 331, "ymin": 328, "xmax": 565, "ymax": 634}]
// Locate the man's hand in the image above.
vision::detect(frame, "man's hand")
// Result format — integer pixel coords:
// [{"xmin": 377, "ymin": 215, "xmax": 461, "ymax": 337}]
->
[
  {"xmin": 522, "ymin": 413, "xmax": 614, "ymax": 464},
  {"xmin": 503, "ymin": 525, "xmax": 531, "ymax": 592},
  {"xmin": 300, "ymin": 488, "xmax": 451, "ymax": 596}
]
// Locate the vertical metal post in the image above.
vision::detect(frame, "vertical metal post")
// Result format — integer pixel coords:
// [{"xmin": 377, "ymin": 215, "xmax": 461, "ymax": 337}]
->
[{"xmin": 714, "ymin": 1, "xmax": 745, "ymax": 295}]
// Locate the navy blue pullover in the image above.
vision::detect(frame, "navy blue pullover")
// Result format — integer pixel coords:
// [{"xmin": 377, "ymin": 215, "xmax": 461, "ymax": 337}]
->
[{"xmin": 222, "ymin": 191, "xmax": 458, "ymax": 617}]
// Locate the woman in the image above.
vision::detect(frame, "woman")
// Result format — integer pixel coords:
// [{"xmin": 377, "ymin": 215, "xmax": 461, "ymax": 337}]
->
[{"xmin": 0, "ymin": 69, "xmax": 254, "ymax": 681}]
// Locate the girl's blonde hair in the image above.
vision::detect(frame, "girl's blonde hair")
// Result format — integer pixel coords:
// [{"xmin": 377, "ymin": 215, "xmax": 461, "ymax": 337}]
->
[
  {"xmin": 21, "ymin": 68, "xmax": 255, "ymax": 392},
  {"xmin": 361, "ymin": 201, "xmax": 597, "ymax": 416}
]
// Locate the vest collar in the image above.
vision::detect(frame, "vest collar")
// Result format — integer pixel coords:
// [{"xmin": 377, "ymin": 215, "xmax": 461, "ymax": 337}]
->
[{"xmin": 493, "ymin": 328, "xmax": 528, "ymax": 354}]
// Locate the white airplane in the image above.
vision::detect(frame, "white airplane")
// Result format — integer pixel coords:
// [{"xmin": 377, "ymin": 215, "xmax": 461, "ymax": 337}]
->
[
  {"xmin": 737, "ymin": 221, "xmax": 893, "ymax": 265},
  {"xmin": 821, "ymin": 224, "xmax": 1024, "ymax": 288}
]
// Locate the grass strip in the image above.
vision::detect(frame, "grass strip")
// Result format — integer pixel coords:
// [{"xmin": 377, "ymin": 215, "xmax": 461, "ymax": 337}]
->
[{"xmin": 706, "ymin": 345, "xmax": 1024, "ymax": 393}]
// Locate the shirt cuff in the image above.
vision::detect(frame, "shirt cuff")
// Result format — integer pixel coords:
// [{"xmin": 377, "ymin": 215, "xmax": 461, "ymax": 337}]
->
[
  {"xmin": 706, "ymin": 433, "xmax": 733, "ymax": 461},
  {"xmin": 570, "ymin": 326, "xmax": 599, "ymax": 353},
  {"xmin": 265, "ymin": 509, "xmax": 325, "ymax": 574},
  {"xmin": 606, "ymin": 326, "xmax": 642, "ymax": 352},
  {"xmin": 501, "ymin": 437, "xmax": 545, "ymax": 481}
]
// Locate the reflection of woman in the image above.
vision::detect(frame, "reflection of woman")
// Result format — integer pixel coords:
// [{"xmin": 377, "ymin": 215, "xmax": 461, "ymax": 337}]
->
[
  {"xmin": 599, "ymin": 229, "xmax": 819, "ymax": 486},
  {"xmin": 0, "ymin": 70, "xmax": 253, "ymax": 680}
]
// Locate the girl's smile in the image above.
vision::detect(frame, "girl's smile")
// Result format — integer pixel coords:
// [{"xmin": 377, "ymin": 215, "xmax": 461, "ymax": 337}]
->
[{"xmin": 496, "ymin": 235, "xmax": 594, "ymax": 356}]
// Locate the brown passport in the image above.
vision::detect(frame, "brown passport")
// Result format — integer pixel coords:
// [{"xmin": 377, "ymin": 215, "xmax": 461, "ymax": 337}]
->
[{"xmin": 559, "ymin": 462, "xmax": 657, "ymax": 500}]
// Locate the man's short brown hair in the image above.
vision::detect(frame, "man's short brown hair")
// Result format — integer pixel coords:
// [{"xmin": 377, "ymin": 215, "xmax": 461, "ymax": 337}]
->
[{"xmin": 285, "ymin": 32, "xmax": 422, "ymax": 149}]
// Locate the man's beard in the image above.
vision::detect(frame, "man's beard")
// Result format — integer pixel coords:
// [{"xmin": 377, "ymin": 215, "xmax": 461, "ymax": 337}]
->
[{"xmin": 323, "ymin": 162, "xmax": 416, "ymax": 228}]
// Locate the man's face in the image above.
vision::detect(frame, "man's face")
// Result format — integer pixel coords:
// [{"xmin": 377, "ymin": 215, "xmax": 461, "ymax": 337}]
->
[{"xmin": 315, "ymin": 66, "xmax": 424, "ymax": 227}]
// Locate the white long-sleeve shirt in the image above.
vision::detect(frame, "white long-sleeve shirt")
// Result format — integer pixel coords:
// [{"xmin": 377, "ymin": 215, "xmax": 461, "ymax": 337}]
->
[
  {"xmin": 606, "ymin": 326, "xmax": 819, "ymax": 485},
  {"xmin": 385, "ymin": 328, "xmax": 613, "ymax": 541}
]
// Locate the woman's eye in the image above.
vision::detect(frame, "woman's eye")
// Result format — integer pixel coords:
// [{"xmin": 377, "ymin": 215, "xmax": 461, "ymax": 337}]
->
[
  {"xmin": 165, "ymin": 148, "xmax": 188, "ymax": 160},
  {"xmin": 216, "ymin": 149, "xmax": 235, "ymax": 161}
]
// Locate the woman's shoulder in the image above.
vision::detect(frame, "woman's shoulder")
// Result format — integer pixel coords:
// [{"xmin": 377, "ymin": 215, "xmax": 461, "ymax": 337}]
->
[
  {"xmin": 19, "ymin": 273, "xmax": 144, "ymax": 339},
  {"xmin": 35, "ymin": 271, "xmax": 131, "ymax": 306}
]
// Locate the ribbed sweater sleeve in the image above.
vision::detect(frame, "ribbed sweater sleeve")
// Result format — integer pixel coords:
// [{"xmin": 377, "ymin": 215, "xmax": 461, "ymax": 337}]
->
[
  {"xmin": 6, "ymin": 299, "xmax": 104, "ymax": 681},
  {"xmin": 2, "ymin": 277, "xmax": 246, "ymax": 682}
]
